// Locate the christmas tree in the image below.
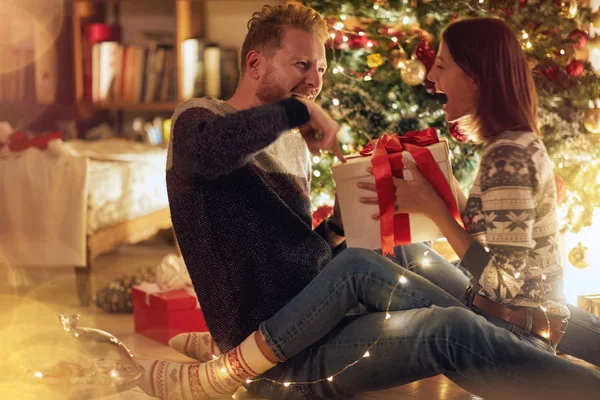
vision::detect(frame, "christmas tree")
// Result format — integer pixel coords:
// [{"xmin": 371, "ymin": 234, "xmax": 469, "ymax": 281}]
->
[{"xmin": 303, "ymin": 0, "xmax": 600, "ymax": 233}]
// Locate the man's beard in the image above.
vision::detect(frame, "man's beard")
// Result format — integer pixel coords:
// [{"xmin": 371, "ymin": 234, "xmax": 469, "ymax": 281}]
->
[{"xmin": 255, "ymin": 66, "xmax": 289, "ymax": 104}]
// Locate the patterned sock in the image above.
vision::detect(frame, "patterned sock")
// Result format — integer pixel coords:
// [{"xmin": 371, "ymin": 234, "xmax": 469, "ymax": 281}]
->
[
  {"xmin": 138, "ymin": 332, "xmax": 276, "ymax": 399},
  {"xmin": 169, "ymin": 332, "xmax": 221, "ymax": 362}
]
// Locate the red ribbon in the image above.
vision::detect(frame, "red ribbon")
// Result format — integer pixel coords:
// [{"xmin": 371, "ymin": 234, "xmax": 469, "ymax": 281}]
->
[{"xmin": 360, "ymin": 128, "xmax": 462, "ymax": 257}]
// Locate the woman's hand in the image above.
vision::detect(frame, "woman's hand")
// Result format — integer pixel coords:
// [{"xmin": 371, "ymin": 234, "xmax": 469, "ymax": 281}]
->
[{"xmin": 357, "ymin": 160, "xmax": 447, "ymax": 220}]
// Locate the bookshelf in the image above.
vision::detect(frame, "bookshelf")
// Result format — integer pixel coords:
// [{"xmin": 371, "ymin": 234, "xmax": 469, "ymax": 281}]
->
[
  {"xmin": 78, "ymin": 101, "xmax": 180, "ymax": 112},
  {"xmin": 71, "ymin": 0, "xmax": 205, "ymax": 111}
]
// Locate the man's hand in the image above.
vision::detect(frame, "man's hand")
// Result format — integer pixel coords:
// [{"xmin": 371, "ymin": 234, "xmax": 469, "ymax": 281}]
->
[{"xmin": 296, "ymin": 98, "xmax": 346, "ymax": 163}]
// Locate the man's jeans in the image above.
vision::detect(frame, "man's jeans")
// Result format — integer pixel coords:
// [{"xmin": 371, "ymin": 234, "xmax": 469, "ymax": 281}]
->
[{"xmin": 250, "ymin": 248, "xmax": 600, "ymax": 400}]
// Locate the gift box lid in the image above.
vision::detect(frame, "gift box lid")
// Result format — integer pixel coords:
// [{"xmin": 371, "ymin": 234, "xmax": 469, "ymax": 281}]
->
[
  {"xmin": 332, "ymin": 140, "xmax": 449, "ymax": 180},
  {"xmin": 131, "ymin": 283, "xmax": 199, "ymax": 311}
]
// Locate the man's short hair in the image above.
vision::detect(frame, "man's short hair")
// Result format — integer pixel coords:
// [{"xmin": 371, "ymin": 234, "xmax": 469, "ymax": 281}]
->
[{"xmin": 240, "ymin": 3, "xmax": 328, "ymax": 73}]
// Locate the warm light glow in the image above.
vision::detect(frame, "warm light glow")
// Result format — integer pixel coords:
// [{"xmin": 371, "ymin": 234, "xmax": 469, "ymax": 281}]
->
[
  {"xmin": 246, "ymin": 379, "xmax": 252, "ymax": 384},
  {"xmin": 541, "ymin": 274, "xmax": 547, "ymax": 281},
  {"xmin": 541, "ymin": 306, "xmax": 547, "ymax": 312},
  {"xmin": 33, "ymin": 371, "xmax": 44, "ymax": 379},
  {"xmin": 569, "ymin": 2, "xmax": 578, "ymax": 17},
  {"xmin": 399, "ymin": 276, "xmax": 408, "ymax": 284},
  {"xmin": 392, "ymin": 37, "xmax": 398, "ymax": 43},
  {"xmin": 374, "ymin": 5, "xmax": 380, "ymax": 10},
  {"xmin": 343, "ymin": 36, "xmax": 349, "ymax": 42},
  {"xmin": 327, "ymin": 376, "xmax": 334, "ymax": 381},
  {"xmin": 514, "ymin": 272, "xmax": 521, "ymax": 279},
  {"xmin": 367, "ymin": 41, "xmax": 374, "ymax": 48},
  {"xmin": 212, "ymin": 354, "xmax": 218, "ymax": 359},
  {"xmin": 522, "ymin": 32, "xmax": 529, "ymax": 39},
  {"xmin": 386, "ymin": 313, "xmax": 391, "ymax": 320},
  {"xmin": 313, "ymin": 170, "xmax": 321, "ymax": 177},
  {"xmin": 333, "ymin": 99, "xmax": 340, "ymax": 106},
  {"xmin": 283, "ymin": 382, "xmax": 291, "ymax": 387},
  {"xmin": 422, "ymin": 258, "xmax": 430, "ymax": 267},
  {"xmin": 313, "ymin": 156, "xmax": 320, "ymax": 163},
  {"xmin": 358, "ymin": 31, "xmax": 365, "ymax": 36},
  {"xmin": 541, "ymin": 331, "xmax": 550, "ymax": 339},
  {"xmin": 334, "ymin": 22, "xmax": 344, "ymax": 30},
  {"xmin": 341, "ymin": 15, "xmax": 347, "ymax": 20},
  {"xmin": 221, "ymin": 368, "xmax": 227, "ymax": 373},
  {"xmin": 364, "ymin": 76, "xmax": 373, "ymax": 81},
  {"xmin": 526, "ymin": 42, "xmax": 532, "ymax": 49},
  {"xmin": 562, "ymin": 208, "xmax": 600, "ymax": 304},
  {"xmin": 330, "ymin": 33, "xmax": 336, "ymax": 39},
  {"xmin": 363, "ymin": 351, "xmax": 370, "ymax": 358}
]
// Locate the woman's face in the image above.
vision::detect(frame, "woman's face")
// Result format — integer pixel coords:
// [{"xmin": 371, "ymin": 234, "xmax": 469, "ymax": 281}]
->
[{"xmin": 426, "ymin": 40, "xmax": 479, "ymax": 122}]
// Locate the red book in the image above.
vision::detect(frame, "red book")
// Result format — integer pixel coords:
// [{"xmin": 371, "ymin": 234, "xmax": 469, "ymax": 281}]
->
[{"xmin": 83, "ymin": 23, "xmax": 121, "ymax": 102}]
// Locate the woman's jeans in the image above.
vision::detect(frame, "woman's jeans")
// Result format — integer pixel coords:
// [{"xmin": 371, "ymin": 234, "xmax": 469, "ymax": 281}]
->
[
  {"xmin": 395, "ymin": 243, "xmax": 600, "ymax": 361},
  {"xmin": 250, "ymin": 247, "xmax": 600, "ymax": 400}
]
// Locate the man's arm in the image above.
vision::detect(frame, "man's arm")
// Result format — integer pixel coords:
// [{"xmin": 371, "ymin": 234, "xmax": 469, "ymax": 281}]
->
[{"xmin": 170, "ymin": 98, "xmax": 309, "ymax": 180}]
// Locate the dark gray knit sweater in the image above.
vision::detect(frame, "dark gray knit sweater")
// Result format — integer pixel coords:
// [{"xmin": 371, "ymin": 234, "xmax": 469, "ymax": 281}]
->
[{"xmin": 166, "ymin": 97, "xmax": 333, "ymax": 352}]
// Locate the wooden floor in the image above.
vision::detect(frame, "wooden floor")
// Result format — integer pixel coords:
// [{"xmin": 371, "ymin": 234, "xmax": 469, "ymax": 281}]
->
[{"xmin": 0, "ymin": 237, "xmax": 595, "ymax": 399}]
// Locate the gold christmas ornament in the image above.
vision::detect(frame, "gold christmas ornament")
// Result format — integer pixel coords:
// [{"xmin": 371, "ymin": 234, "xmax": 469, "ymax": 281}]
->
[
  {"xmin": 399, "ymin": 58, "xmax": 427, "ymax": 86},
  {"xmin": 367, "ymin": 53, "xmax": 385, "ymax": 69},
  {"xmin": 388, "ymin": 49, "xmax": 408, "ymax": 69},
  {"xmin": 591, "ymin": 11, "xmax": 600, "ymax": 27},
  {"xmin": 568, "ymin": 243, "xmax": 590, "ymax": 269},
  {"xmin": 583, "ymin": 108, "xmax": 600, "ymax": 134},
  {"xmin": 586, "ymin": 35, "xmax": 600, "ymax": 53}
]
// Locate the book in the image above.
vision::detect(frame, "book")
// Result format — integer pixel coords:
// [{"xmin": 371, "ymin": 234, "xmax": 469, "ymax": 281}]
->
[
  {"xmin": 204, "ymin": 44, "xmax": 221, "ymax": 99},
  {"xmin": 220, "ymin": 47, "xmax": 240, "ymax": 100},
  {"xmin": 181, "ymin": 38, "xmax": 206, "ymax": 100}
]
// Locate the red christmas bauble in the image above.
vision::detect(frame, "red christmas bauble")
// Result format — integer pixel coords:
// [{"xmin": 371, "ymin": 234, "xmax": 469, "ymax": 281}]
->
[
  {"xmin": 566, "ymin": 60, "xmax": 584, "ymax": 77},
  {"xmin": 537, "ymin": 65, "xmax": 560, "ymax": 81},
  {"xmin": 554, "ymin": 174, "xmax": 566, "ymax": 204},
  {"xmin": 424, "ymin": 79, "xmax": 436, "ymax": 94},
  {"xmin": 415, "ymin": 38, "xmax": 436, "ymax": 71},
  {"xmin": 312, "ymin": 205, "xmax": 333, "ymax": 228},
  {"xmin": 448, "ymin": 123, "xmax": 468, "ymax": 143},
  {"xmin": 326, "ymin": 30, "xmax": 348, "ymax": 50},
  {"xmin": 568, "ymin": 29, "xmax": 588, "ymax": 50}
]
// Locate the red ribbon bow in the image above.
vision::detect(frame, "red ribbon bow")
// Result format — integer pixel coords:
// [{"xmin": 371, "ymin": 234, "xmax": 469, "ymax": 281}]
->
[{"xmin": 360, "ymin": 128, "xmax": 461, "ymax": 257}]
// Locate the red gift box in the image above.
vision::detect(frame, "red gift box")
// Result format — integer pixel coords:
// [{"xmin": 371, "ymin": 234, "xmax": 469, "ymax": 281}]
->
[{"xmin": 132, "ymin": 283, "xmax": 208, "ymax": 345}]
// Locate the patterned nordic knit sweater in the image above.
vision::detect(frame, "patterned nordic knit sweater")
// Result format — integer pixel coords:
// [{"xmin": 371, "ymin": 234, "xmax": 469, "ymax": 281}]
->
[
  {"xmin": 166, "ymin": 97, "xmax": 333, "ymax": 352},
  {"xmin": 460, "ymin": 130, "xmax": 569, "ymax": 318}
]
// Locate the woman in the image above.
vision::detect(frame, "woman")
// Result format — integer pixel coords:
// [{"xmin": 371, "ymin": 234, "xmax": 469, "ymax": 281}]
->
[
  {"xmin": 138, "ymin": 17, "xmax": 600, "ymax": 400},
  {"xmin": 360, "ymin": 16, "xmax": 569, "ymax": 353},
  {"xmin": 362, "ymin": 16, "xmax": 600, "ymax": 363}
]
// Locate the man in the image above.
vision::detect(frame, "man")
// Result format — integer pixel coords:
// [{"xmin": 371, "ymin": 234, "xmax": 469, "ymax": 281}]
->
[{"xmin": 137, "ymin": 4, "xmax": 600, "ymax": 400}]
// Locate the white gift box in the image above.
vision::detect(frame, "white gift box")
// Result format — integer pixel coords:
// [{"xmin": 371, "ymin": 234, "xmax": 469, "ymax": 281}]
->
[{"xmin": 331, "ymin": 140, "xmax": 459, "ymax": 250}]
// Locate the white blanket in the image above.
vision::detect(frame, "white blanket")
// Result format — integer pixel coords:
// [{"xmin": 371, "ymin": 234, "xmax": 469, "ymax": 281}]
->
[{"xmin": 0, "ymin": 143, "xmax": 88, "ymax": 267}]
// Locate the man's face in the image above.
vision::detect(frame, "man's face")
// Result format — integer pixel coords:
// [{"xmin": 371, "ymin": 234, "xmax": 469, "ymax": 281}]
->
[{"xmin": 255, "ymin": 27, "xmax": 327, "ymax": 104}]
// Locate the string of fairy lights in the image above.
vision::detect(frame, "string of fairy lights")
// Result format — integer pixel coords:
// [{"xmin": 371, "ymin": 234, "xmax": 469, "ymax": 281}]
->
[
  {"xmin": 245, "ymin": 0, "xmax": 562, "ymax": 389},
  {"xmin": 228, "ymin": 251, "xmax": 554, "ymax": 389}
]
